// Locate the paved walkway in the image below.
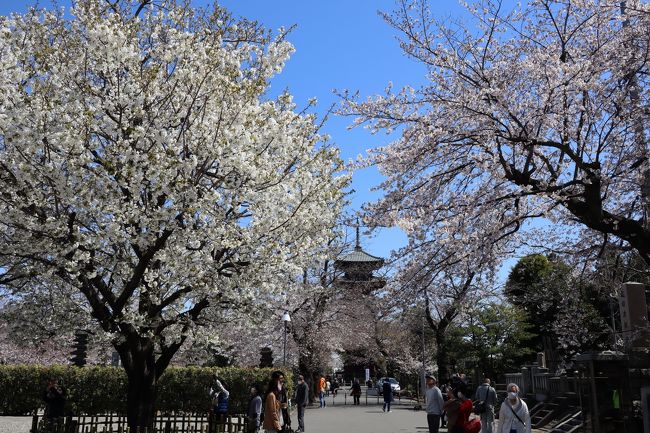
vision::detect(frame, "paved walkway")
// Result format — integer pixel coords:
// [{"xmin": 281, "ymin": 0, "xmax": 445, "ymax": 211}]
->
[
  {"xmin": 303, "ymin": 402, "xmax": 431, "ymax": 433},
  {"xmin": 296, "ymin": 388, "xmax": 545, "ymax": 433},
  {"xmin": 0, "ymin": 416, "xmax": 31, "ymax": 433}
]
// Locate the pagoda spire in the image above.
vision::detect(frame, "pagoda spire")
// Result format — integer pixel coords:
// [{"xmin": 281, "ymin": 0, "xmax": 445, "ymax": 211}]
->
[{"xmin": 355, "ymin": 217, "xmax": 361, "ymax": 250}]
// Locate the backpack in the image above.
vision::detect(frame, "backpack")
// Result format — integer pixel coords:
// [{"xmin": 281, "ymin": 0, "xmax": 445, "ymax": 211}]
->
[{"xmin": 216, "ymin": 392, "xmax": 229, "ymax": 414}]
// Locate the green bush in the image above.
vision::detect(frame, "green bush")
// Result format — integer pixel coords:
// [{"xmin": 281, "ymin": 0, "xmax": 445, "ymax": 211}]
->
[{"xmin": 0, "ymin": 365, "xmax": 292, "ymax": 416}]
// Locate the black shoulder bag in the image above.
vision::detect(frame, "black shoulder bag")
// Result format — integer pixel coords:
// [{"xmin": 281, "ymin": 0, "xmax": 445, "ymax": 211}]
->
[{"xmin": 473, "ymin": 386, "xmax": 487, "ymax": 414}]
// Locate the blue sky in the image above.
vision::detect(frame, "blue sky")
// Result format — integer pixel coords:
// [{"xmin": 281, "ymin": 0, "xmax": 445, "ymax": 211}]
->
[{"xmin": 0, "ymin": 1, "xmax": 470, "ymax": 262}]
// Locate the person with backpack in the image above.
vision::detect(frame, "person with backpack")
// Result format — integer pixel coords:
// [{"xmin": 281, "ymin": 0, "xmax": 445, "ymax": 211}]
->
[
  {"xmin": 497, "ymin": 383, "xmax": 531, "ymax": 433},
  {"xmin": 210, "ymin": 376, "xmax": 230, "ymax": 426},
  {"xmin": 474, "ymin": 378, "xmax": 497, "ymax": 433}
]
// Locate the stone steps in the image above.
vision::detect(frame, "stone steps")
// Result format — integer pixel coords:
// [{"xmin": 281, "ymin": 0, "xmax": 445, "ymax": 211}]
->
[{"xmin": 544, "ymin": 411, "xmax": 582, "ymax": 433}]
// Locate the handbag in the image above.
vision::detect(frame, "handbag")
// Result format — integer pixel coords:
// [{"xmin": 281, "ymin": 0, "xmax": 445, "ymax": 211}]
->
[
  {"xmin": 465, "ymin": 418, "xmax": 481, "ymax": 433},
  {"xmin": 473, "ymin": 386, "xmax": 487, "ymax": 414}
]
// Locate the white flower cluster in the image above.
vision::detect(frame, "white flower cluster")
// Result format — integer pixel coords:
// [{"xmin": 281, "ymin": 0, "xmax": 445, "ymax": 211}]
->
[{"xmin": 0, "ymin": 1, "xmax": 347, "ymax": 360}]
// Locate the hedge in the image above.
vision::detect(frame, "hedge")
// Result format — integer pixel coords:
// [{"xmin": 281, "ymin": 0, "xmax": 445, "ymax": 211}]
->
[{"xmin": 0, "ymin": 365, "xmax": 292, "ymax": 416}]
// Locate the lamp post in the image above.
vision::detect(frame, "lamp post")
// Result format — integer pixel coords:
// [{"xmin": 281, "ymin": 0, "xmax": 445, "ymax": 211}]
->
[
  {"xmin": 282, "ymin": 310, "xmax": 291, "ymax": 366},
  {"xmin": 421, "ymin": 314, "xmax": 426, "ymax": 402},
  {"xmin": 413, "ymin": 315, "xmax": 426, "ymax": 410}
]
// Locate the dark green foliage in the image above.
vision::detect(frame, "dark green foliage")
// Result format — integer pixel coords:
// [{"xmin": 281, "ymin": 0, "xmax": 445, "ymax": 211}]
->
[
  {"xmin": 505, "ymin": 254, "xmax": 571, "ymax": 332},
  {"xmin": 505, "ymin": 254, "xmax": 613, "ymax": 365},
  {"xmin": 444, "ymin": 303, "xmax": 536, "ymax": 381},
  {"xmin": 0, "ymin": 365, "xmax": 291, "ymax": 416}
]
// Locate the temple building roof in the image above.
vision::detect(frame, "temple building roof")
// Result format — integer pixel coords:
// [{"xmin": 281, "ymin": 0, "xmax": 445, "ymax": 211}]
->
[{"xmin": 335, "ymin": 246, "xmax": 384, "ymax": 264}]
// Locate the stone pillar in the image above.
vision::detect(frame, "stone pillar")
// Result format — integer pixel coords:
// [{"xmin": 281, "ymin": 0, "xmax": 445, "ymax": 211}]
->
[
  {"xmin": 521, "ymin": 367, "xmax": 530, "ymax": 395},
  {"xmin": 618, "ymin": 282, "xmax": 650, "ymax": 348},
  {"xmin": 537, "ymin": 352, "xmax": 546, "ymax": 369}
]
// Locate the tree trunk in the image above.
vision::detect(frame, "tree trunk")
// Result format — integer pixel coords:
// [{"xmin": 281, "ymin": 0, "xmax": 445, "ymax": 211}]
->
[
  {"xmin": 298, "ymin": 352, "xmax": 317, "ymax": 404},
  {"xmin": 435, "ymin": 328, "xmax": 450, "ymax": 383},
  {"xmin": 119, "ymin": 343, "xmax": 159, "ymax": 430}
]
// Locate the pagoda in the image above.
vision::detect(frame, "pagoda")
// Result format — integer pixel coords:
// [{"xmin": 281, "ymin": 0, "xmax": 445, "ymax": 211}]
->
[{"xmin": 334, "ymin": 221, "xmax": 386, "ymax": 293}]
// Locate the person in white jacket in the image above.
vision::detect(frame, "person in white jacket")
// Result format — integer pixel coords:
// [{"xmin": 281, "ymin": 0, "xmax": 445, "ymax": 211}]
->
[{"xmin": 497, "ymin": 384, "xmax": 531, "ymax": 433}]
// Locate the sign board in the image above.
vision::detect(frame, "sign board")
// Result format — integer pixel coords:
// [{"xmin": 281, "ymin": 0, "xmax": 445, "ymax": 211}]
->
[
  {"xmin": 365, "ymin": 368, "xmax": 370, "ymax": 382},
  {"xmin": 111, "ymin": 351, "xmax": 121, "ymax": 367}
]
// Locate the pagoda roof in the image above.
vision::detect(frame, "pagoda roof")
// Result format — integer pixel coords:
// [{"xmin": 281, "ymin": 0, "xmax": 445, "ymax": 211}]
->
[{"xmin": 336, "ymin": 246, "xmax": 384, "ymax": 264}]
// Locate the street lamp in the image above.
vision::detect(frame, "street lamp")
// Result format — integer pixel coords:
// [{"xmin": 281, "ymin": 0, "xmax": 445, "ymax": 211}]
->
[{"xmin": 282, "ymin": 310, "xmax": 291, "ymax": 366}]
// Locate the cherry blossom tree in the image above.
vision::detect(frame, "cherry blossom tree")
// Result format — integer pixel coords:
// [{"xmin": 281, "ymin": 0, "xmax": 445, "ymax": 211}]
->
[
  {"xmin": 343, "ymin": 0, "xmax": 650, "ymax": 266},
  {"xmin": 0, "ymin": 321, "xmax": 70, "ymax": 365},
  {"xmin": 0, "ymin": 0, "xmax": 345, "ymax": 427}
]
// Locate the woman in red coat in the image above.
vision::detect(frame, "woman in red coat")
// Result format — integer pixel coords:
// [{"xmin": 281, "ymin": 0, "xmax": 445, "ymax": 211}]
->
[{"xmin": 453, "ymin": 384, "xmax": 480, "ymax": 433}]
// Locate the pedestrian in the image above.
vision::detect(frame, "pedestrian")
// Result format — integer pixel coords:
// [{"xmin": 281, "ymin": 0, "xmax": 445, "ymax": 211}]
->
[
  {"xmin": 425, "ymin": 375, "xmax": 444, "ymax": 433},
  {"xmin": 382, "ymin": 379, "xmax": 393, "ymax": 412},
  {"xmin": 325, "ymin": 378, "xmax": 331, "ymax": 397},
  {"xmin": 443, "ymin": 387, "xmax": 460, "ymax": 433},
  {"xmin": 43, "ymin": 377, "xmax": 66, "ymax": 433},
  {"xmin": 497, "ymin": 384, "xmax": 531, "ymax": 433},
  {"xmin": 294, "ymin": 375, "xmax": 308, "ymax": 433},
  {"xmin": 440, "ymin": 380, "xmax": 451, "ymax": 427},
  {"xmin": 350, "ymin": 379, "xmax": 362, "ymax": 406},
  {"xmin": 247, "ymin": 385, "xmax": 263, "ymax": 433},
  {"xmin": 272, "ymin": 371, "xmax": 291, "ymax": 433},
  {"xmin": 455, "ymin": 383, "xmax": 476, "ymax": 433},
  {"xmin": 318, "ymin": 375, "xmax": 327, "ymax": 408},
  {"xmin": 210, "ymin": 376, "xmax": 230, "ymax": 425},
  {"xmin": 474, "ymin": 378, "xmax": 497, "ymax": 433},
  {"xmin": 43, "ymin": 378, "xmax": 66, "ymax": 420},
  {"xmin": 331, "ymin": 379, "xmax": 338, "ymax": 397},
  {"xmin": 263, "ymin": 375, "xmax": 284, "ymax": 433}
]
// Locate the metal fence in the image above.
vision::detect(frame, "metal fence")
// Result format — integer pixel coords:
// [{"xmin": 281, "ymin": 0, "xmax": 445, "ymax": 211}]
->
[
  {"xmin": 30, "ymin": 413, "xmax": 247, "ymax": 433},
  {"xmin": 320, "ymin": 387, "xmax": 415, "ymax": 407}
]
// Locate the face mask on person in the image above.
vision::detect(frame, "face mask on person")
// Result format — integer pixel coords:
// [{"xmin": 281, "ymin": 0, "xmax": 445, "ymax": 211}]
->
[{"xmin": 508, "ymin": 391, "xmax": 518, "ymax": 400}]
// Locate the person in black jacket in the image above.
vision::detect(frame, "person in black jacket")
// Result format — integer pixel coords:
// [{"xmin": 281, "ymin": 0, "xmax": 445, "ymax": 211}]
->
[
  {"xmin": 294, "ymin": 375, "xmax": 308, "ymax": 433},
  {"xmin": 43, "ymin": 378, "xmax": 66, "ymax": 419},
  {"xmin": 43, "ymin": 377, "xmax": 66, "ymax": 433},
  {"xmin": 350, "ymin": 379, "xmax": 362, "ymax": 405},
  {"xmin": 382, "ymin": 380, "xmax": 393, "ymax": 412}
]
